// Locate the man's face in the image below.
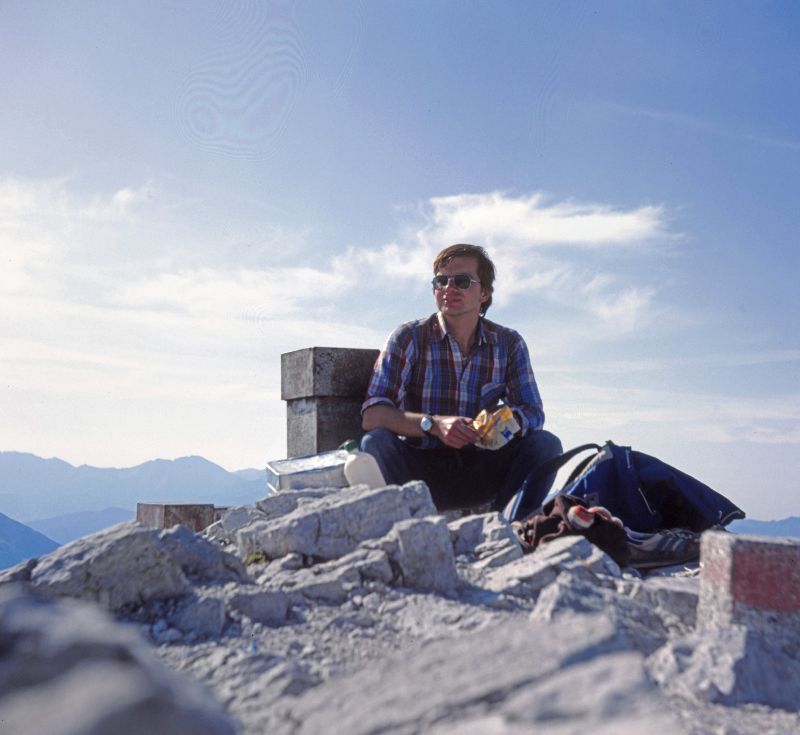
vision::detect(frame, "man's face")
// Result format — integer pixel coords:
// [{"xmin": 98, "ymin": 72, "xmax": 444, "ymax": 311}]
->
[{"xmin": 433, "ymin": 255, "xmax": 489, "ymax": 319}]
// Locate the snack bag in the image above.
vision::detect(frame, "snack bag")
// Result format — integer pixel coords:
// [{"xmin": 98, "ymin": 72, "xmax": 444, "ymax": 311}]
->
[{"xmin": 471, "ymin": 405, "xmax": 520, "ymax": 450}]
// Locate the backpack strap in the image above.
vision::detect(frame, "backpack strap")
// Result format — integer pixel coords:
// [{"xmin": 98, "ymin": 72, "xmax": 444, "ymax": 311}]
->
[
  {"xmin": 564, "ymin": 451, "xmax": 600, "ymax": 485},
  {"xmin": 501, "ymin": 443, "xmax": 602, "ymax": 522},
  {"xmin": 529, "ymin": 443, "xmax": 602, "ymax": 486}
]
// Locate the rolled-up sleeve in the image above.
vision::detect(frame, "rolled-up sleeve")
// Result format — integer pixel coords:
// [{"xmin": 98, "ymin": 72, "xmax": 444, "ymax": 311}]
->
[
  {"xmin": 361, "ymin": 325, "xmax": 415, "ymax": 414},
  {"xmin": 504, "ymin": 332, "xmax": 545, "ymax": 434}
]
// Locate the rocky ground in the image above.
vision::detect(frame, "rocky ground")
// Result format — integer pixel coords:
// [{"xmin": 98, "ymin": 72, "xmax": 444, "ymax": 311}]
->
[{"xmin": 2, "ymin": 481, "xmax": 799, "ymax": 734}]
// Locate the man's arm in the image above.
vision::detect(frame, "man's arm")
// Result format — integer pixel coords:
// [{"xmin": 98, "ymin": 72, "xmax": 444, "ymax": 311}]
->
[
  {"xmin": 362, "ymin": 405, "xmax": 480, "ymax": 449},
  {"xmin": 504, "ymin": 331, "xmax": 545, "ymax": 434},
  {"xmin": 361, "ymin": 404, "xmax": 425, "ymax": 437}
]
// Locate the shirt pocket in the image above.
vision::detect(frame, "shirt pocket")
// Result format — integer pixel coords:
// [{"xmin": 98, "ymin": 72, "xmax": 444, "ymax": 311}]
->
[{"xmin": 479, "ymin": 382, "xmax": 506, "ymax": 410}]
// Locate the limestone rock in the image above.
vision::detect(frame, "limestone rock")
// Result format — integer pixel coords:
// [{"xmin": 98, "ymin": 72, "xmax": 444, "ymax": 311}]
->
[
  {"xmin": 0, "ymin": 586, "xmax": 236, "ymax": 735},
  {"xmin": 650, "ymin": 624, "xmax": 800, "ymax": 711},
  {"xmin": 531, "ymin": 568, "xmax": 611, "ymax": 619},
  {"xmin": 16, "ymin": 523, "xmax": 192, "ymax": 611},
  {"xmin": 448, "ymin": 511, "xmax": 518, "ymax": 555},
  {"xmin": 625, "ymin": 575, "xmax": 700, "ymax": 636},
  {"xmin": 267, "ymin": 548, "xmax": 394, "ymax": 604},
  {"xmin": 388, "ymin": 516, "xmax": 459, "ymax": 594},
  {"xmin": 0, "ymin": 522, "xmax": 252, "ymax": 615},
  {"xmin": 448, "ymin": 514, "xmax": 488, "ymax": 555},
  {"xmin": 4, "ymin": 479, "xmax": 797, "ymax": 735},
  {"xmin": 235, "ymin": 482, "xmax": 436, "ymax": 562},
  {"xmin": 471, "ymin": 539, "xmax": 524, "ymax": 570},
  {"xmin": 255, "ymin": 486, "xmax": 350, "ymax": 517},
  {"xmin": 160, "ymin": 524, "xmax": 249, "ymax": 583},
  {"xmin": 0, "ymin": 556, "xmax": 38, "ymax": 584},
  {"xmin": 169, "ymin": 590, "xmax": 227, "ymax": 640},
  {"xmin": 228, "ymin": 588, "xmax": 290, "ymax": 626},
  {"xmin": 483, "ymin": 535, "xmax": 621, "ymax": 599},
  {"xmin": 260, "ymin": 612, "xmax": 682, "ymax": 734},
  {"xmin": 205, "ymin": 504, "xmax": 266, "ymax": 546}
]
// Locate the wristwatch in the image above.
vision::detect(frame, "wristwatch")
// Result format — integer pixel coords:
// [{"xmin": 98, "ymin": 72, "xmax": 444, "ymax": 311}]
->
[{"xmin": 420, "ymin": 414, "xmax": 434, "ymax": 434}]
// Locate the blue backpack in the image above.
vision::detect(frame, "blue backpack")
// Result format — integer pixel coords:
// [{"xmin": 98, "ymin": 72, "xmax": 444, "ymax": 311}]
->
[{"xmin": 513, "ymin": 440, "xmax": 745, "ymax": 532}]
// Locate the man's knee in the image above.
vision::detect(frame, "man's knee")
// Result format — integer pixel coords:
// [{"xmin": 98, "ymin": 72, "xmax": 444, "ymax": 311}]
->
[
  {"xmin": 539, "ymin": 429, "xmax": 563, "ymax": 458},
  {"xmin": 503, "ymin": 430, "xmax": 563, "ymax": 519},
  {"xmin": 360, "ymin": 427, "xmax": 398, "ymax": 456},
  {"xmin": 518, "ymin": 429, "xmax": 562, "ymax": 460},
  {"xmin": 360, "ymin": 428, "xmax": 408, "ymax": 485}
]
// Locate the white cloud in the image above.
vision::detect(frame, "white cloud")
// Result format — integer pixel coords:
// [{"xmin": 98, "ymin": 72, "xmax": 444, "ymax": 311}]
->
[
  {"xmin": 114, "ymin": 265, "xmax": 352, "ymax": 320},
  {"xmin": 422, "ymin": 191, "xmax": 667, "ymax": 249},
  {"xmin": 0, "ymin": 175, "xmax": 150, "ymax": 237},
  {"xmin": 0, "ymin": 176, "xmax": 376, "ymax": 465},
  {"xmin": 0, "ymin": 176, "xmax": 687, "ymax": 469},
  {"xmin": 586, "ymin": 286, "xmax": 656, "ymax": 332},
  {"xmin": 0, "ymin": 179, "xmax": 677, "ymax": 358},
  {"xmin": 334, "ymin": 190, "xmax": 672, "ymax": 334}
]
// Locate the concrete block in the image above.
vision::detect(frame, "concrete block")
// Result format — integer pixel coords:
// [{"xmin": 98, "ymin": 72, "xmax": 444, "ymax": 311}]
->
[
  {"xmin": 282, "ymin": 347, "xmax": 379, "ymax": 456},
  {"xmin": 699, "ymin": 531, "xmax": 800, "ymax": 631},
  {"xmin": 281, "ymin": 347, "xmax": 379, "ymax": 400},
  {"xmin": 287, "ymin": 396, "xmax": 367, "ymax": 456},
  {"xmin": 137, "ymin": 503, "xmax": 217, "ymax": 532}
]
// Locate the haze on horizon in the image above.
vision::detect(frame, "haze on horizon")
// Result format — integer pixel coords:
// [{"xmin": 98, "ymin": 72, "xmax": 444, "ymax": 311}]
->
[{"xmin": 1, "ymin": 2, "xmax": 798, "ymax": 520}]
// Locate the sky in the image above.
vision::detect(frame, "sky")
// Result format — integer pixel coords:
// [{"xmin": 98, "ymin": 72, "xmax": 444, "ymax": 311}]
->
[{"xmin": 1, "ymin": 1, "xmax": 798, "ymax": 520}]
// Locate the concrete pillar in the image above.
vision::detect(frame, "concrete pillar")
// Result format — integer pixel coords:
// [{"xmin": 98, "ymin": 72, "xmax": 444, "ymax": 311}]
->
[
  {"xmin": 699, "ymin": 530, "xmax": 800, "ymax": 634},
  {"xmin": 281, "ymin": 347, "xmax": 379, "ymax": 457}
]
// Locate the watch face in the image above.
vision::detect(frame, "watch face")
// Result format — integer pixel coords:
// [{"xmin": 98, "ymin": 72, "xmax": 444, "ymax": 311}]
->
[{"xmin": 421, "ymin": 415, "xmax": 433, "ymax": 433}]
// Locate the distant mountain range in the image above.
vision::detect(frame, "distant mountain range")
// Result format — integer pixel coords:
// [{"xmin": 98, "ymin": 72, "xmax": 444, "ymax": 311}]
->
[
  {"xmin": 26, "ymin": 507, "xmax": 136, "ymax": 544},
  {"xmin": 0, "ymin": 512, "xmax": 59, "ymax": 569},
  {"xmin": 0, "ymin": 451, "xmax": 269, "ymax": 523},
  {"xmin": 728, "ymin": 516, "xmax": 800, "ymax": 539},
  {"xmin": 1, "ymin": 450, "xmax": 797, "ymax": 571}
]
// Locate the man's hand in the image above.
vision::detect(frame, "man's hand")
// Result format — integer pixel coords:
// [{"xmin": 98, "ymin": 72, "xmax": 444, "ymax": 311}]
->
[
  {"xmin": 362, "ymin": 405, "xmax": 480, "ymax": 448},
  {"xmin": 433, "ymin": 415, "xmax": 480, "ymax": 449}
]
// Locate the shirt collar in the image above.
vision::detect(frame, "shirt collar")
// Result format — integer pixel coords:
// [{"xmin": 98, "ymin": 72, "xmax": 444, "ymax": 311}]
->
[{"xmin": 434, "ymin": 312, "xmax": 493, "ymax": 345}]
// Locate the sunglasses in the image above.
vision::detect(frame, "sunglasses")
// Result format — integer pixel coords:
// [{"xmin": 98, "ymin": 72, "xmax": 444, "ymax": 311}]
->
[{"xmin": 431, "ymin": 273, "xmax": 481, "ymax": 290}]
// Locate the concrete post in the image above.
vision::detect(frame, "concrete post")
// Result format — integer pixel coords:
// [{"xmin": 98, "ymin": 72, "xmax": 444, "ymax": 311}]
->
[
  {"xmin": 281, "ymin": 347, "xmax": 379, "ymax": 457},
  {"xmin": 699, "ymin": 530, "xmax": 800, "ymax": 634}
]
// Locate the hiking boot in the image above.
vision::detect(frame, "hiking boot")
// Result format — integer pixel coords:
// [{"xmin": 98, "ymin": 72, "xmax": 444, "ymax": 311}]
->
[{"xmin": 625, "ymin": 527, "xmax": 702, "ymax": 569}]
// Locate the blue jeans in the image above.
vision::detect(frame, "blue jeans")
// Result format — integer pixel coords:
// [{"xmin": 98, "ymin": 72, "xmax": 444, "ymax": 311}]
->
[{"xmin": 360, "ymin": 428, "xmax": 563, "ymax": 520}]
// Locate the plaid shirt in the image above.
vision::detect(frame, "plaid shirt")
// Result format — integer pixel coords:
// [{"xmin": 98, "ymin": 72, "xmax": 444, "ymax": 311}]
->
[{"xmin": 362, "ymin": 312, "xmax": 545, "ymax": 448}]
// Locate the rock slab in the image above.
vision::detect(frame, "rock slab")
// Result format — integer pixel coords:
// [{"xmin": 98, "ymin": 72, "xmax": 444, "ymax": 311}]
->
[{"xmin": 0, "ymin": 586, "xmax": 236, "ymax": 735}]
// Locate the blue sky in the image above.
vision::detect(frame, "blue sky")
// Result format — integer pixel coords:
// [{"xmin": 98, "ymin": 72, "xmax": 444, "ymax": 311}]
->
[{"xmin": 1, "ymin": 1, "xmax": 798, "ymax": 519}]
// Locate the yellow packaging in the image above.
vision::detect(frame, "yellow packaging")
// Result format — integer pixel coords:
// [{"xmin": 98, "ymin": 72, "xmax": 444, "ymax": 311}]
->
[{"xmin": 471, "ymin": 405, "xmax": 520, "ymax": 450}]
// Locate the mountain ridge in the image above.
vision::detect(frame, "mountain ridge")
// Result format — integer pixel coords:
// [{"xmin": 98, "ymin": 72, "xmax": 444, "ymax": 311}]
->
[
  {"xmin": 0, "ymin": 512, "xmax": 59, "ymax": 569},
  {"xmin": 26, "ymin": 507, "xmax": 136, "ymax": 545},
  {"xmin": 3, "ymin": 451, "xmax": 797, "ymax": 553},
  {"xmin": 729, "ymin": 516, "xmax": 800, "ymax": 538},
  {"xmin": 0, "ymin": 451, "xmax": 267, "ymax": 523}
]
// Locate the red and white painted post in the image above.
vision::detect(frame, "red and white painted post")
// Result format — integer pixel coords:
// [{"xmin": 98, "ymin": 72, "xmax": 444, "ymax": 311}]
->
[{"xmin": 699, "ymin": 530, "xmax": 800, "ymax": 633}]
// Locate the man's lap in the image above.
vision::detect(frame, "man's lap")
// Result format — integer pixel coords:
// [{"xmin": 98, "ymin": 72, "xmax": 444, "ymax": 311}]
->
[{"xmin": 361, "ymin": 428, "xmax": 562, "ymax": 512}]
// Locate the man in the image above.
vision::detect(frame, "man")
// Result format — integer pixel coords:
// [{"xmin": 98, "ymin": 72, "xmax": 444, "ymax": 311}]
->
[{"xmin": 360, "ymin": 243, "xmax": 562, "ymax": 521}]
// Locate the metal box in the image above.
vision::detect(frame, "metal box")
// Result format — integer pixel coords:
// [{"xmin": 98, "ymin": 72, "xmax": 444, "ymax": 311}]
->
[{"xmin": 265, "ymin": 449, "xmax": 349, "ymax": 494}]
